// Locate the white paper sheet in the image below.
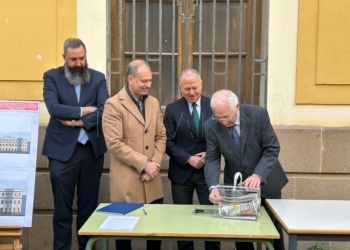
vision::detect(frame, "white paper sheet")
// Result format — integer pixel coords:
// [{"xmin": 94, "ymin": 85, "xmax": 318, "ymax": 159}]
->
[{"xmin": 98, "ymin": 216, "xmax": 140, "ymax": 230}]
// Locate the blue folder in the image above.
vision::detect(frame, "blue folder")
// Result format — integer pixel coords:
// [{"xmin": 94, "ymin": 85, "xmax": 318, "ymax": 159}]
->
[{"xmin": 96, "ymin": 202, "xmax": 144, "ymax": 215}]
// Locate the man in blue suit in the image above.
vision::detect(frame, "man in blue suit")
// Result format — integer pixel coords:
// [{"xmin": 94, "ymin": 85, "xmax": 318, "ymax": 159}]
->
[
  {"xmin": 42, "ymin": 38, "xmax": 109, "ymax": 250},
  {"xmin": 163, "ymin": 69, "xmax": 220, "ymax": 250}
]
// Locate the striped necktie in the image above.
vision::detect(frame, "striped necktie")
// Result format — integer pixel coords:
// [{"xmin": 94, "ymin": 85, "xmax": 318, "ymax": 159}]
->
[
  {"xmin": 232, "ymin": 124, "xmax": 241, "ymax": 154},
  {"xmin": 75, "ymin": 85, "xmax": 88, "ymax": 144}
]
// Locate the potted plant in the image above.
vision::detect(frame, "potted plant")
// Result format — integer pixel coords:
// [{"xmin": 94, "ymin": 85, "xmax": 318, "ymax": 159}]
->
[{"xmin": 308, "ymin": 243, "xmax": 332, "ymax": 250}]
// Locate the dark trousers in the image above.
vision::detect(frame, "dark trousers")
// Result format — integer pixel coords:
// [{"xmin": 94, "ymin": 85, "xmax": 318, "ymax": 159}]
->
[
  {"xmin": 115, "ymin": 198, "xmax": 163, "ymax": 250},
  {"xmin": 235, "ymin": 191, "xmax": 285, "ymax": 250},
  {"xmin": 171, "ymin": 169, "xmax": 221, "ymax": 250},
  {"xmin": 49, "ymin": 141, "xmax": 104, "ymax": 250}
]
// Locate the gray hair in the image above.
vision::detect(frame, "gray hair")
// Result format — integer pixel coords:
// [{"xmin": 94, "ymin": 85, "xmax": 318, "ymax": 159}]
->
[
  {"xmin": 63, "ymin": 38, "xmax": 86, "ymax": 55},
  {"xmin": 211, "ymin": 89, "xmax": 239, "ymax": 111},
  {"xmin": 126, "ymin": 59, "xmax": 151, "ymax": 79},
  {"xmin": 179, "ymin": 68, "xmax": 202, "ymax": 85}
]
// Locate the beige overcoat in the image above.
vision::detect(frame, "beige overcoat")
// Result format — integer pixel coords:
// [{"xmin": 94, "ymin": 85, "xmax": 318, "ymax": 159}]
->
[{"xmin": 102, "ymin": 87, "xmax": 166, "ymax": 204}]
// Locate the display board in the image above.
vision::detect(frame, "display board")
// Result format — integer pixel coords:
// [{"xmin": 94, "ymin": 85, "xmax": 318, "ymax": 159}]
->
[{"xmin": 0, "ymin": 101, "xmax": 39, "ymax": 227}]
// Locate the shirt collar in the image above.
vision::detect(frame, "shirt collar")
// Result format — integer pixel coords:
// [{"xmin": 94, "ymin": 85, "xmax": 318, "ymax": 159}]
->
[
  {"xmin": 187, "ymin": 97, "xmax": 201, "ymax": 109},
  {"xmin": 235, "ymin": 110, "xmax": 240, "ymax": 125},
  {"xmin": 125, "ymin": 84, "xmax": 148, "ymax": 103}
]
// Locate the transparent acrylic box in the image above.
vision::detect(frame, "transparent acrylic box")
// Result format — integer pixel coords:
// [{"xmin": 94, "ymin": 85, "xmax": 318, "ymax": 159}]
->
[{"xmin": 214, "ymin": 184, "xmax": 261, "ymax": 221}]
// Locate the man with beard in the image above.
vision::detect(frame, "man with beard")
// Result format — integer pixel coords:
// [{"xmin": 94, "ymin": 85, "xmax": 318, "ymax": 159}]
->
[{"xmin": 42, "ymin": 38, "xmax": 109, "ymax": 250}]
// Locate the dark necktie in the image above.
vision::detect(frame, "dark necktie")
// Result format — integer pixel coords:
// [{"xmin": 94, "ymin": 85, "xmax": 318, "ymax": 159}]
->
[
  {"xmin": 192, "ymin": 103, "xmax": 200, "ymax": 136},
  {"xmin": 232, "ymin": 124, "xmax": 241, "ymax": 154}
]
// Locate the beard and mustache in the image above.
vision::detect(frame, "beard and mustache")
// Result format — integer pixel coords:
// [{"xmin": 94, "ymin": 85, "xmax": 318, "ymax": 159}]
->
[{"xmin": 64, "ymin": 61, "xmax": 91, "ymax": 86}]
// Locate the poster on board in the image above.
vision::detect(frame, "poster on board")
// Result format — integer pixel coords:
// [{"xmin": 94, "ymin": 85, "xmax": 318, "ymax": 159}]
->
[{"xmin": 0, "ymin": 101, "xmax": 39, "ymax": 227}]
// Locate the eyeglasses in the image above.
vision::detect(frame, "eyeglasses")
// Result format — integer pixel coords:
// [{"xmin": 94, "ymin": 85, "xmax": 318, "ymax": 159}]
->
[{"xmin": 211, "ymin": 112, "xmax": 235, "ymax": 122}]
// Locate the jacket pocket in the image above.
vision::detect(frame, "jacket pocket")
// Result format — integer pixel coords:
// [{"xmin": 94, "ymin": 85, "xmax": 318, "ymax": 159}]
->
[
  {"xmin": 46, "ymin": 127, "xmax": 60, "ymax": 135},
  {"xmin": 124, "ymin": 132, "xmax": 140, "ymax": 138}
]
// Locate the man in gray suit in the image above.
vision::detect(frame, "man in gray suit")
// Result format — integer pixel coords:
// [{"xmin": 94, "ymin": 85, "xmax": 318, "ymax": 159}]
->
[{"xmin": 204, "ymin": 89, "xmax": 288, "ymax": 250}]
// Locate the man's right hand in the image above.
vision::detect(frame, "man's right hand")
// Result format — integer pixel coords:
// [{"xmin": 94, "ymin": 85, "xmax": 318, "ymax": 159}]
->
[
  {"xmin": 188, "ymin": 155, "xmax": 205, "ymax": 169},
  {"xmin": 82, "ymin": 106, "xmax": 97, "ymax": 116},
  {"xmin": 140, "ymin": 172, "xmax": 152, "ymax": 181},
  {"xmin": 209, "ymin": 188, "xmax": 221, "ymax": 204},
  {"xmin": 144, "ymin": 161, "xmax": 160, "ymax": 178}
]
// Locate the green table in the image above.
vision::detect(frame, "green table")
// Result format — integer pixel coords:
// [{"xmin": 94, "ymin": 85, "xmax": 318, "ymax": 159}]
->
[{"xmin": 79, "ymin": 204, "xmax": 279, "ymax": 250}]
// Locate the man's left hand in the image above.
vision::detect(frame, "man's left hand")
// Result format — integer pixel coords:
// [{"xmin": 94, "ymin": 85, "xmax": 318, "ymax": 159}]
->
[
  {"xmin": 242, "ymin": 175, "xmax": 261, "ymax": 188},
  {"xmin": 195, "ymin": 152, "xmax": 206, "ymax": 161},
  {"xmin": 58, "ymin": 119, "xmax": 84, "ymax": 127}
]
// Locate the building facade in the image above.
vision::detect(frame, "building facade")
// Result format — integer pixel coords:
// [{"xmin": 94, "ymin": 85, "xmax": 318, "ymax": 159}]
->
[
  {"xmin": 0, "ymin": 188, "xmax": 22, "ymax": 214},
  {"xmin": 0, "ymin": 137, "xmax": 29, "ymax": 153},
  {"xmin": 0, "ymin": 0, "xmax": 350, "ymax": 249}
]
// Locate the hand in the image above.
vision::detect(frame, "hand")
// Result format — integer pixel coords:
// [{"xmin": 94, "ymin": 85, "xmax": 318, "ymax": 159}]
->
[
  {"xmin": 141, "ymin": 172, "xmax": 152, "ymax": 181},
  {"xmin": 82, "ymin": 106, "xmax": 97, "ymax": 116},
  {"xmin": 195, "ymin": 152, "xmax": 206, "ymax": 162},
  {"xmin": 188, "ymin": 155, "xmax": 205, "ymax": 169},
  {"xmin": 242, "ymin": 175, "xmax": 261, "ymax": 188},
  {"xmin": 209, "ymin": 189, "xmax": 221, "ymax": 204},
  {"xmin": 74, "ymin": 119, "xmax": 84, "ymax": 127},
  {"xmin": 144, "ymin": 161, "xmax": 160, "ymax": 178},
  {"xmin": 57, "ymin": 119, "xmax": 84, "ymax": 127}
]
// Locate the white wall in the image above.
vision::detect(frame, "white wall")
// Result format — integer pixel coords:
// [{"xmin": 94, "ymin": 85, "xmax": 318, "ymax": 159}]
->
[
  {"xmin": 267, "ymin": 0, "xmax": 350, "ymax": 126},
  {"xmin": 77, "ymin": 0, "xmax": 107, "ymax": 75}
]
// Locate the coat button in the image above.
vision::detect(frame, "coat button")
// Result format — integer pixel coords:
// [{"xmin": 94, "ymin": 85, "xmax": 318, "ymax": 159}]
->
[
  {"xmin": 145, "ymin": 129, "xmax": 148, "ymax": 133},
  {"xmin": 145, "ymin": 146, "xmax": 149, "ymax": 150}
]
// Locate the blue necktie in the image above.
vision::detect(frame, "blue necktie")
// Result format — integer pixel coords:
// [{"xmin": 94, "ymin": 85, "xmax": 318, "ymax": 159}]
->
[
  {"xmin": 75, "ymin": 85, "xmax": 88, "ymax": 144},
  {"xmin": 232, "ymin": 124, "xmax": 241, "ymax": 154}
]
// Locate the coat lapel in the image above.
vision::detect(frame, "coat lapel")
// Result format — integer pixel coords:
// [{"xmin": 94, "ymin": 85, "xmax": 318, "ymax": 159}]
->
[
  {"xmin": 179, "ymin": 98, "xmax": 197, "ymax": 141},
  {"xmin": 179, "ymin": 96, "xmax": 211, "ymax": 141},
  {"xmin": 144, "ymin": 97, "xmax": 152, "ymax": 129},
  {"xmin": 239, "ymin": 105, "xmax": 251, "ymax": 157},
  {"xmin": 119, "ymin": 87, "xmax": 145, "ymax": 126},
  {"xmin": 199, "ymin": 96, "xmax": 211, "ymax": 139},
  {"xmin": 218, "ymin": 123, "xmax": 241, "ymax": 158}
]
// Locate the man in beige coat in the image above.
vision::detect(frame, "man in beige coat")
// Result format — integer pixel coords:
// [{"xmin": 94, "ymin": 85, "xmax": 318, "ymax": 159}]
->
[{"xmin": 103, "ymin": 59, "xmax": 166, "ymax": 250}]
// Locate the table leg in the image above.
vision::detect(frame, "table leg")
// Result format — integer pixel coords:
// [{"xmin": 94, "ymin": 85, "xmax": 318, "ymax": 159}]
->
[
  {"xmin": 260, "ymin": 240, "xmax": 274, "ymax": 250},
  {"xmin": 13, "ymin": 237, "xmax": 22, "ymax": 249},
  {"xmin": 86, "ymin": 237, "xmax": 99, "ymax": 250},
  {"xmin": 103, "ymin": 239, "xmax": 109, "ymax": 250},
  {"xmin": 257, "ymin": 241, "xmax": 262, "ymax": 250},
  {"xmin": 234, "ymin": 240, "xmax": 274, "ymax": 250},
  {"xmin": 288, "ymin": 234, "xmax": 298, "ymax": 250}
]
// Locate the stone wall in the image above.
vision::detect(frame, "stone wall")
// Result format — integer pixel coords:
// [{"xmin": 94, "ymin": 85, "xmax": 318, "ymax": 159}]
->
[{"xmin": 15, "ymin": 126, "xmax": 350, "ymax": 249}]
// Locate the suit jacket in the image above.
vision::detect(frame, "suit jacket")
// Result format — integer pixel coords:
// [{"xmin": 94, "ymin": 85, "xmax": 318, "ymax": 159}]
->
[
  {"xmin": 164, "ymin": 96, "xmax": 212, "ymax": 184},
  {"xmin": 102, "ymin": 87, "xmax": 166, "ymax": 204},
  {"xmin": 204, "ymin": 104, "xmax": 288, "ymax": 199},
  {"xmin": 42, "ymin": 66, "xmax": 109, "ymax": 161}
]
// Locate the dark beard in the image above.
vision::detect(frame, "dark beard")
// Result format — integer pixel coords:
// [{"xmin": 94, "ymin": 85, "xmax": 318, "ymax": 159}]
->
[{"xmin": 64, "ymin": 62, "xmax": 90, "ymax": 86}]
